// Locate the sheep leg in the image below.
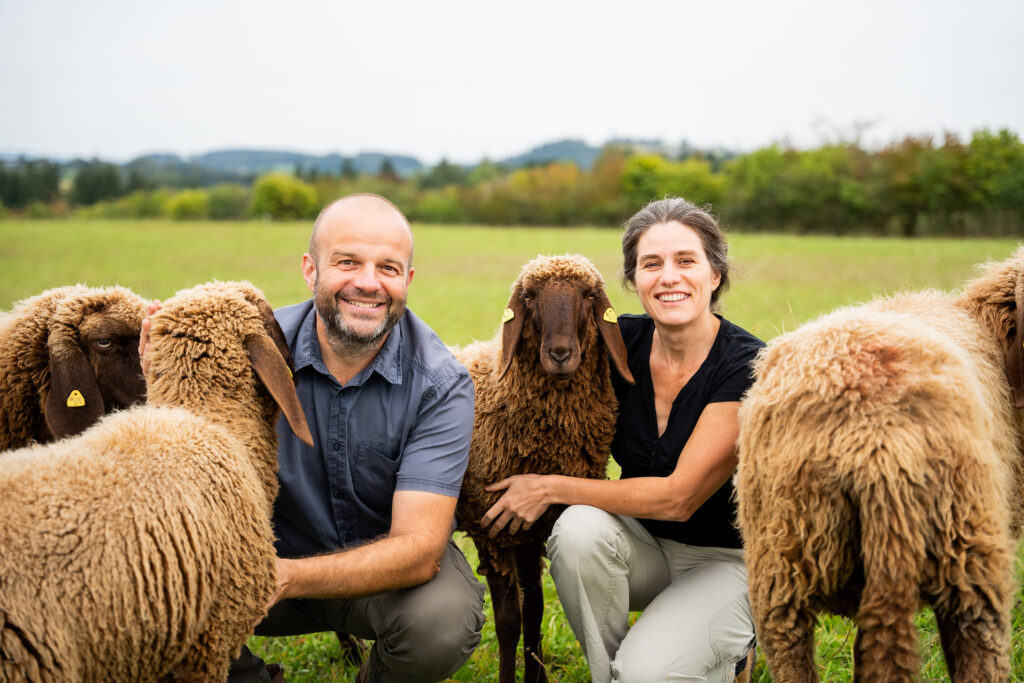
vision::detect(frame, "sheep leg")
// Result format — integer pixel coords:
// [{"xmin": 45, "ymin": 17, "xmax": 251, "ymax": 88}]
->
[
  {"xmin": 745, "ymin": 541, "xmax": 819, "ymax": 682},
  {"xmin": 853, "ymin": 560, "xmax": 919, "ymax": 680},
  {"xmin": 754, "ymin": 602, "xmax": 819, "ymax": 683},
  {"xmin": 486, "ymin": 570, "xmax": 522, "ymax": 683},
  {"xmin": 933, "ymin": 593, "xmax": 1010, "ymax": 681},
  {"xmin": 514, "ymin": 544, "xmax": 547, "ymax": 683}
]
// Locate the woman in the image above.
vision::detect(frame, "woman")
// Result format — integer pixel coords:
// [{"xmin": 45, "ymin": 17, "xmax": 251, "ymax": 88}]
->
[{"xmin": 481, "ymin": 197, "xmax": 763, "ymax": 682}]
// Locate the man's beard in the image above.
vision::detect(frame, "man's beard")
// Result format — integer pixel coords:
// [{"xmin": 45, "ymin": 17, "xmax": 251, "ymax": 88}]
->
[{"xmin": 314, "ymin": 272, "xmax": 406, "ymax": 356}]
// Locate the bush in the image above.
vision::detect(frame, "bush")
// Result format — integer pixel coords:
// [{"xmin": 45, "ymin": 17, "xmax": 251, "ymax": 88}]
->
[
  {"xmin": 167, "ymin": 189, "xmax": 211, "ymax": 220},
  {"xmin": 249, "ymin": 173, "xmax": 318, "ymax": 220},
  {"xmin": 208, "ymin": 184, "xmax": 251, "ymax": 220},
  {"xmin": 74, "ymin": 190, "xmax": 170, "ymax": 219}
]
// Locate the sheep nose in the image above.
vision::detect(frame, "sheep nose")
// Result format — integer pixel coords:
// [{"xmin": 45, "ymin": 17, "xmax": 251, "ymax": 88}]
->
[{"xmin": 549, "ymin": 347, "xmax": 571, "ymax": 366}]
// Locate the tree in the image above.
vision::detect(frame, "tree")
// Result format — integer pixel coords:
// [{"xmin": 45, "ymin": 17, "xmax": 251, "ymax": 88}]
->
[
  {"xmin": 249, "ymin": 173, "xmax": 318, "ymax": 220},
  {"xmin": 377, "ymin": 159, "xmax": 400, "ymax": 183},
  {"xmin": 70, "ymin": 160, "xmax": 123, "ymax": 206}
]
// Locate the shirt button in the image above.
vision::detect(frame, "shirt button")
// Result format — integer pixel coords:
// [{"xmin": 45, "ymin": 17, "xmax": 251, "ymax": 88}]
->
[{"xmin": 330, "ymin": 440, "xmax": 341, "ymax": 451}]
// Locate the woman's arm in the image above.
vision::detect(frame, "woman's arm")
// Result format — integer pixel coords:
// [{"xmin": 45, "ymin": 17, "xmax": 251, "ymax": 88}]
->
[{"xmin": 480, "ymin": 401, "xmax": 741, "ymax": 536}]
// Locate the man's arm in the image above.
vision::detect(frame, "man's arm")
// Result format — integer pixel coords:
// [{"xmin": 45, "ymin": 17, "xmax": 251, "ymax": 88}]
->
[{"xmin": 268, "ymin": 490, "xmax": 456, "ymax": 606}]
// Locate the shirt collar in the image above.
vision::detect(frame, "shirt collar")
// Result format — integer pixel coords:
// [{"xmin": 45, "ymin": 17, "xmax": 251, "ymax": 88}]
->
[{"xmin": 293, "ymin": 303, "xmax": 404, "ymax": 386}]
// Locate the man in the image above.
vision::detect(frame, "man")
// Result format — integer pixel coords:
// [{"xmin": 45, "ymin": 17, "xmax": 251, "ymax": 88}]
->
[{"xmin": 229, "ymin": 193, "xmax": 484, "ymax": 681}]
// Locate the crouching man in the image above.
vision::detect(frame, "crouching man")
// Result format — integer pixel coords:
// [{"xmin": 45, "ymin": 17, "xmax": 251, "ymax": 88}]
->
[{"xmin": 229, "ymin": 194, "xmax": 484, "ymax": 682}]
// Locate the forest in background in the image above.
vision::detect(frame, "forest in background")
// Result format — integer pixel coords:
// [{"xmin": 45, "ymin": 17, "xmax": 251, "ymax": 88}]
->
[{"xmin": 1, "ymin": 129, "xmax": 1022, "ymax": 237}]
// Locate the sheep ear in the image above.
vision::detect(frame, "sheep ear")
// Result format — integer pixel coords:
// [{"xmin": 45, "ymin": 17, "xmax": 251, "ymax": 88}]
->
[
  {"xmin": 245, "ymin": 333, "xmax": 315, "ymax": 446},
  {"xmin": 497, "ymin": 293, "xmax": 527, "ymax": 379},
  {"xmin": 593, "ymin": 288, "xmax": 635, "ymax": 385},
  {"xmin": 45, "ymin": 328, "xmax": 105, "ymax": 438},
  {"xmin": 1006, "ymin": 279, "xmax": 1024, "ymax": 408},
  {"xmin": 254, "ymin": 297, "xmax": 296, "ymax": 373}
]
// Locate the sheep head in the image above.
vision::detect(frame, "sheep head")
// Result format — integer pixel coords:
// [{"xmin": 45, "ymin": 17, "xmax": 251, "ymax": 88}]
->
[
  {"xmin": 498, "ymin": 255, "xmax": 634, "ymax": 384},
  {"xmin": 959, "ymin": 247, "xmax": 1024, "ymax": 408},
  {"xmin": 146, "ymin": 281, "xmax": 313, "ymax": 446},
  {"xmin": 43, "ymin": 286, "xmax": 148, "ymax": 439}
]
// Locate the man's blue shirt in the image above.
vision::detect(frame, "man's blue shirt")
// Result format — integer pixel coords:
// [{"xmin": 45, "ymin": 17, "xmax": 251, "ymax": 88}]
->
[{"xmin": 272, "ymin": 300, "xmax": 474, "ymax": 558}]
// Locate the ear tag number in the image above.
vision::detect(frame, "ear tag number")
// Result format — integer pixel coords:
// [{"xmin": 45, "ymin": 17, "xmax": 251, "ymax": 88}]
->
[
  {"xmin": 502, "ymin": 308, "xmax": 515, "ymax": 323},
  {"xmin": 66, "ymin": 390, "xmax": 86, "ymax": 408},
  {"xmin": 603, "ymin": 308, "xmax": 618, "ymax": 323}
]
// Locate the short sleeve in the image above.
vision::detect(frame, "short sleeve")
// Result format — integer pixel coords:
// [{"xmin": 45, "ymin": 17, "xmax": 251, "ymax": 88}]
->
[{"xmin": 394, "ymin": 369, "xmax": 476, "ymax": 497}]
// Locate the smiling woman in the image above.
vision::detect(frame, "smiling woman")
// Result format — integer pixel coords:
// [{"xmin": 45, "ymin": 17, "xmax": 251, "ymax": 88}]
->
[{"xmin": 481, "ymin": 197, "xmax": 764, "ymax": 682}]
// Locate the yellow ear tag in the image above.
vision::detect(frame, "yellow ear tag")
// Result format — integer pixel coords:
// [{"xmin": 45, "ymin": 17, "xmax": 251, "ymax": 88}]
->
[
  {"xmin": 501, "ymin": 308, "xmax": 515, "ymax": 324},
  {"xmin": 603, "ymin": 308, "xmax": 618, "ymax": 323},
  {"xmin": 66, "ymin": 390, "xmax": 86, "ymax": 408}
]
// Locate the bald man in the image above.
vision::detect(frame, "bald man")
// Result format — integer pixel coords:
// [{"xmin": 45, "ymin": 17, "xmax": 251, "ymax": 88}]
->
[{"xmin": 230, "ymin": 194, "xmax": 484, "ymax": 682}]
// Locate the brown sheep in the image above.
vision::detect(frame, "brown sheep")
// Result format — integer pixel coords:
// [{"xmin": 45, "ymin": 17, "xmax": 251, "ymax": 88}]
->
[
  {"xmin": 0, "ymin": 285, "xmax": 148, "ymax": 450},
  {"xmin": 736, "ymin": 249, "xmax": 1024, "ymax": 682},
  {"xmin": 0, "ymin": 281, "xmax": 312, "ymax": 682},
  {"xmin": 452, "ymin": 255, "xmax": 634, "ymax": 683}
]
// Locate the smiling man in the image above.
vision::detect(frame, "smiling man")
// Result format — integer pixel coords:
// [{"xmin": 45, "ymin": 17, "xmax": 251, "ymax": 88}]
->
[{"xmin": 230, "ymin": 194, "xmax": 484, "ymax": 683}]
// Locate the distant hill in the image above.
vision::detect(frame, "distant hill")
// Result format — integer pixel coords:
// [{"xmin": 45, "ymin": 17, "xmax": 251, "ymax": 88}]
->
[
  {"xmin": 498, "ymin": 139, "xmax": 603, "ymax": 170},
  {"xmin": 191, "ymin": 149, "xmax": 423, "ymax": 178},
  {"xmin": 1, "ymin": 137, "xmax": 730, "ymax": 183}
]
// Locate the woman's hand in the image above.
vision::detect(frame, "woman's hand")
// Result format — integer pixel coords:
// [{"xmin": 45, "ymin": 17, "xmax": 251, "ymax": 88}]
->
[{"xmin": 481, "ymin": 474, "xmax": 553, "ymax": 538}]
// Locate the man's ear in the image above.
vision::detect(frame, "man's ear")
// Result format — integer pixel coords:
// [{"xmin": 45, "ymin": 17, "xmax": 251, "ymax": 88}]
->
[
  {"xmin": 302, "ymin": 253, "xmax": 317, "ymax": 293},
  {"xmin": 407, "ymin": 266, "xmax": 415, "ymax": 287}
]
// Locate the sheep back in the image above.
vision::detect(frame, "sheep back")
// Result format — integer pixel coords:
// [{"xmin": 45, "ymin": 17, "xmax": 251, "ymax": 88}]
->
[
  {"xmin": 737, "ymin": 290, "xmax": 1018, "ymax": 678},
  {"xmin": 0, "ymin": 406, "xmax": 276, "ymax": 683}
]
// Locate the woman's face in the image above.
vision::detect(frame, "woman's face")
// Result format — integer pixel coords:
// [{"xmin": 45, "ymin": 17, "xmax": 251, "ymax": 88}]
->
[{"xmin": 632, "ymin": 221, "xmax": 721, "ymax": 328}]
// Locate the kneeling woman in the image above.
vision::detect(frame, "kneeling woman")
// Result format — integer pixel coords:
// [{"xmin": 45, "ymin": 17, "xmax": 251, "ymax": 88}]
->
[{"xmin": 482, "ymin": 197, "xmax": 763, "ymax": 682}]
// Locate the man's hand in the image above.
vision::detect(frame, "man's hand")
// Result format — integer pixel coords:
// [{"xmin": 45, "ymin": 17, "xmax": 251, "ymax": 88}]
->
[
  {"xmin": 265, "ymin": 557, "xmax": 296, "ymax": 612},
  {"xmin": 138, "ymin": 300, "xmax": 161, "ymax": 376}
]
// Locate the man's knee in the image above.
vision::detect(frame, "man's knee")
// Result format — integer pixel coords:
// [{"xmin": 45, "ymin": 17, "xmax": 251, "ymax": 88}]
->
[{"xmin": 376, "ymin": 545, "xmax": 485, "ymax": 679}]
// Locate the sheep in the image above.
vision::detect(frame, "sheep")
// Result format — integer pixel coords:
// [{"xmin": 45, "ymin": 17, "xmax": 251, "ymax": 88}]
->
[
  {"xmin": 452, "ymin": 254, "xmax": 634, "ymax": 683},
  {"xmin": 0, "ymin": 285, "xmax": 149, "ymax": 451},
  {"xmin": 0, "ymin": 281, "xmax": 313, "ymax": 683},
  {"xmin": 736, "ymin": 249, "xmax": 1024, "ymax": 682}
]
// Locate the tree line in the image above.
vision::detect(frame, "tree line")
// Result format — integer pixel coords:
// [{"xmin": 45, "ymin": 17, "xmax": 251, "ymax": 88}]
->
[{"xmin": 2, "ymin": 129, "xmax": 1022, "ymax": 236}]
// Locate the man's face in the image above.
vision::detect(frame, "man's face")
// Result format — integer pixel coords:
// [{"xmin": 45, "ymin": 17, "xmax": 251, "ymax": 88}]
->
[{"xmin": 303, "ymin": 205, "xmax": 415, "ymax": 353}]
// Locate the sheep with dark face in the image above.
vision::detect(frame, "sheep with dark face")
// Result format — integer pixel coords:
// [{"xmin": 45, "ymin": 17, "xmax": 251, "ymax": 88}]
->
[
  {"xmin": 0, "ymin": 281, "xmax": 312, "ymax": 682},
  {"xmin": 736, "ymin": 249, "xmax": 1024, "ymax": 682},
  {"xmin": 452, "ymin": 255, "xmax": 634, "ymax": 683},
  {"xmin": 0, "ymin": 285, "xmax": 148, "ymax": 450}
]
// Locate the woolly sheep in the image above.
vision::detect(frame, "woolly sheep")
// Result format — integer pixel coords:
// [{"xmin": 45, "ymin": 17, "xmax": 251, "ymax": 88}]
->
[
  {"xmin": 452, "ymin": 254, "xmax": 634, "ymax": 683},
  {"xmin": 0, "ymin": 285, "xmax": 148, "ymax": 450},
  {"xmin": 0, "ymin": 281, "xmax": 313, "ymax": 683},
  {"xmin": 736, "ymin": 249, "xmax": 1024, "ymax": 682}
]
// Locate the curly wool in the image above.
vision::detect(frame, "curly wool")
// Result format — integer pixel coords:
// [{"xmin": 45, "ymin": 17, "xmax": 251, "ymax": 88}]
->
[
  {"xmin": 453, "ymin": 254, "xmax": 617, "ymax": 575},
  {"xmin": 736, "ymin": 252, "xmax": 1024, "ymax": 682},
  {"xmin": 0, "ymin": 285, "xmax": 147, "ymax": 450},
  {"xmin": 0, "ymin": 281, "xmax": 295, "ymax": 683}
]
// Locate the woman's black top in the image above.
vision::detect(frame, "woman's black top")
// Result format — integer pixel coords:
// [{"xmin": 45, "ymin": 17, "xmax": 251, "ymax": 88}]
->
[{"xmin": 610, "ymin": 313, "xmax": 765, "ymax": 548}]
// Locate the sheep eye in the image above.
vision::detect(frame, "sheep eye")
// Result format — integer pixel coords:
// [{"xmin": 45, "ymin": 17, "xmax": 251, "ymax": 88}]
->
[{"xmin": 93, "ymin": 338, "xmax": 113, "ymax": 349}]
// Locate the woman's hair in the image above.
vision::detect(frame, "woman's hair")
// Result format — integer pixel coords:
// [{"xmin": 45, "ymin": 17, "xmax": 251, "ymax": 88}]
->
[{"xmin": 621, "ymin": 196, "xmax": 730, "ymax": 308}]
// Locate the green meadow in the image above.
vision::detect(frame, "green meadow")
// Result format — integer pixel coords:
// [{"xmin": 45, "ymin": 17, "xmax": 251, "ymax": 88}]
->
[{"xmin": 2, "ymin": 219, "xmax": 1022, "ymax": 681}]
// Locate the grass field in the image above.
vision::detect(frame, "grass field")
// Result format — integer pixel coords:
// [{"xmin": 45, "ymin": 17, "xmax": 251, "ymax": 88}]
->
[{"xmin": 2, "ymin": 219, "xmax": 1023, "ymax": 681}]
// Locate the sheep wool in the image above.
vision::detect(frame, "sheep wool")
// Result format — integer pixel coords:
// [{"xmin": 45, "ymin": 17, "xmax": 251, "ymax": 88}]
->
[
  {"xmin": 0, "ymin": 285, "xmax": 148, "ymax": 451},
  {"xmin": 0, "ymin": 281, "xmax": 312, "ymax": 683},
  {"xmin": 736, "ymin": 250, "xmax": 1024, "ymax": 682},
  {"xmin": 452, "ymin": 254, "xmax": 632, "ymax": 683}
]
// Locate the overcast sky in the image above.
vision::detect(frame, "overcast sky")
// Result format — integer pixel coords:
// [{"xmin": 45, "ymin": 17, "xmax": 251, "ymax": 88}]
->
[{"xmin": 1, "ymin": 0, "xmax": 1021, "ymax": 165}]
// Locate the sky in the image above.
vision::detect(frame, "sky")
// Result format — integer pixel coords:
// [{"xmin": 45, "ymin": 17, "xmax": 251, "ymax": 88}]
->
[{"xmin": 1, "ymin": 0, "xmax": 1021, "ymax": 166}]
